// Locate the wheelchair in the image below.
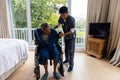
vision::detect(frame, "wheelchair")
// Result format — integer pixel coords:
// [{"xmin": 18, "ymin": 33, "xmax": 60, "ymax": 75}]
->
[{"xmin": 34, "ymin": 33, "xmax": 64, "ymax": 80}]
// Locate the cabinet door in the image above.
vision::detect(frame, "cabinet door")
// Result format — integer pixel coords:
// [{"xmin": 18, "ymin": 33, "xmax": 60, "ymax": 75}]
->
[{"xmin": 89, "ymin": 41, "xmax": 100, "ymax": 53}]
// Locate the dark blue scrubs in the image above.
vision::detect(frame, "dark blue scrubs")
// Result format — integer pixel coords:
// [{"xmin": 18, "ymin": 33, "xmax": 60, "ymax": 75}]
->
[
  {"xmin": 58, "ymin": 15, "xmax": 76, "ymax": 66},
  {"xmin": 34, "ymin": 29, "xmax": 59, "ymax": 65}
]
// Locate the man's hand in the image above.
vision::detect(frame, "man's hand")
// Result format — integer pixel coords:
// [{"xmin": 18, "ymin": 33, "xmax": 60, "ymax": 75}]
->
[
  {"xmin": 59, "ymin": 33, "xmax": 64, "ymax": 38},
  {"xmin": 54, "ymin": 25, "xmax": 58, "ymax": 29}
]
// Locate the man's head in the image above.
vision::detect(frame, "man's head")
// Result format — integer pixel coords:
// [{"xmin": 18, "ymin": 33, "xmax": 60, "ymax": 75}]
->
[
  {"xmin": 59, "ymin": 6, "xmax": 68, "ymax": 19},
  {"xmin": 41, "ymin": 23, "xmax": 51, "ymax": 35}
]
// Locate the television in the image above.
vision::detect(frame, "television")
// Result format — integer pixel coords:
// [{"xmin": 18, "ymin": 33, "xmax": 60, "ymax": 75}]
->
[{"xmin": 89, "ymin": 23, "xmax": 111, "ymax": 38}]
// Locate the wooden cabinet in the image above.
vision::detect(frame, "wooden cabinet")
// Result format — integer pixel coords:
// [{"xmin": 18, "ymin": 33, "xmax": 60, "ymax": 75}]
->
[{"xmin": 87, "ymin": 37, "xmax": 107, "ymax": 59}]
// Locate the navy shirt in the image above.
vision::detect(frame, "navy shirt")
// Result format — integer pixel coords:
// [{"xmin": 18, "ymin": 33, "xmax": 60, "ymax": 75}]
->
[{"xmin": 58, "ymin": 15, "xmax": 76, "ymax": 39}]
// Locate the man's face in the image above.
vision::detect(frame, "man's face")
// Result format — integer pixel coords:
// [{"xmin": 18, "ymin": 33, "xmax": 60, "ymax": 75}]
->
[
  {"xmin": 42, "ymin": 27, "xmax": 51, "ymax": 35},
  {"xmin": 60, "ymin": 13, "xmax": 68, "ymax": 19}
]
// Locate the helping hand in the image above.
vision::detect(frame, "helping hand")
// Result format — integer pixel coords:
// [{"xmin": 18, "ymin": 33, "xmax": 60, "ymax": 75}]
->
[
  {"xmin": 59, "ymin": 33, "xmax": 64, "ymax": 38},
  {"xmin": 54, "ymin": 25, "xmax": 58, "ymax": 29}
]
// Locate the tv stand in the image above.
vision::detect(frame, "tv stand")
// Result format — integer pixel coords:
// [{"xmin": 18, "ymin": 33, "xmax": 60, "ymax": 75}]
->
[
  {"xmin": 86, "ymin": 37, "xmax": 107, "ymax": 59},
  {"xmin": 92, "ymin": 35, "xmax": 108, "ymax": 39}
]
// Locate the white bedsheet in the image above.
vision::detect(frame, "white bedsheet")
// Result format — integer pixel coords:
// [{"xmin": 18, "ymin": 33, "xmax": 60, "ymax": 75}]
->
[{"xmin": 0, "ymin": 38, "xmax": 29, "ymax": 76}]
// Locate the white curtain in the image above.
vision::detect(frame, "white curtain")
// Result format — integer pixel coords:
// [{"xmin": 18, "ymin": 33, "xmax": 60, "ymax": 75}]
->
[
  {"xmin": 86, "ymin": 0, "xmax": 110, "ymax": 47},
  {"xmin": 108, "ymin": 0, "xmax": 120, "ymax": 66},
  {"xmin": 107, "ymin": 0, "xmax": 120, "ymax": 57},
  {"xmin": 87, "ymin": 0, "xmax": 120, "ymax": 66},
  {"xmin": 0, "ymin": 0, "xmax": 10, "ymax": 38}
]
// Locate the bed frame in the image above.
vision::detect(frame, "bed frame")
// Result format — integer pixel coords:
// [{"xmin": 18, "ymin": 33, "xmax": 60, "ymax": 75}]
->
[{"xmin": 0, "ymin": 57, "xmax": 27, "ymax": 80}]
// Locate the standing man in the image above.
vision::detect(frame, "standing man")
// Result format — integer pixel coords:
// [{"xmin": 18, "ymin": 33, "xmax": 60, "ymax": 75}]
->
[{"xmin": 54, "ymin": 6, "xmax": 76, "ymax": 72}]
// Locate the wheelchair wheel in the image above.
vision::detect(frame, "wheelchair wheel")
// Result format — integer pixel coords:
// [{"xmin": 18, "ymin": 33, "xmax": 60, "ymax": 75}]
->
[
  {"xmin": 58, "ymin": 64, "xmax": 64, "ymax": 76},
  {"xmin": 34, "ymin": 67, "xmax": 40, "ymax": 80},
  {"xmin": 36, "ymin": 77, "xmax": 39, "ymax": 80}
]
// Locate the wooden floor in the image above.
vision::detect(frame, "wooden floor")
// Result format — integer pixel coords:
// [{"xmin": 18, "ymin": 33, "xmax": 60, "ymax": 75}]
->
[{"xmin": 7, "ymin": 51, "xmax": 120, "ymax": 80}]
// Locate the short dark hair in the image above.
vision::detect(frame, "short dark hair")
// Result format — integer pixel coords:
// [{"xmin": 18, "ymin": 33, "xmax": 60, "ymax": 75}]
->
[
  {"xmin": 59, "ymin": 6, "xmax": 68, "ymax": 14},
  {"xmin": 41, "ymin": 23, "xmax": 50, "ymax": 30}
]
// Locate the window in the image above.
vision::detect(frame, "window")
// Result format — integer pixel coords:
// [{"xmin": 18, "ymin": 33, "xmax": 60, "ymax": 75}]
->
[{"xmin": 71, "ymin": 0, "xmax": 88, "ymax": 47}]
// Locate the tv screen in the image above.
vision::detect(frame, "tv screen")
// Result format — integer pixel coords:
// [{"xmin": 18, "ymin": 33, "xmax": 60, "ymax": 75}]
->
[{"xmin": 89, "ymin": 23, "xmax": 111, "ymax": 38}]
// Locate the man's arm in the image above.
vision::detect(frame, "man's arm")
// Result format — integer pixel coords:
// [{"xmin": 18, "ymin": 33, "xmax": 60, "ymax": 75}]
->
[
  {"xmin": 54, "ymin": 23, "xmax": 60, "ymax": 29},
  {"xmin": 65, "ymin": 17, "xmax": 75, "ymax": 35},
  {"xmin": 64, "ymin": 28, "xmax": 75, "ymax": 35},
  {"xmin": 59, "ymin": 30, "xmax": 73, "ymax": 38},
  {"xmin": 60, "ymin": 18, "xmax": 75, "ymax": 37},
  {"xmin": 34, "ymin": 29, "xmax": 47, "ymax": 46},
  {"xmin": 54, "ymin": 17, "xmax": 63, "ymax": 29}
]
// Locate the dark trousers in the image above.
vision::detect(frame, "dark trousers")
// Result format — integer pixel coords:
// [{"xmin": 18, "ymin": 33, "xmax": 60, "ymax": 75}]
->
[{"xmin": 64, "ymin": 37, "xmax": 75, "ymax": 66}]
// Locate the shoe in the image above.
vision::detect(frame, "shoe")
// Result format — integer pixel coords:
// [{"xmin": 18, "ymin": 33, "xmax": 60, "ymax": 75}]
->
[
  {"xmin": 63, "ymin": 60, "xmax": 68, "ymax": 64},
  {"xmin": 68, "ymin": 65, "xmax": 73, "ymax": 72},
  {"xmin": 53, "ymin": 72, "xmax": 61, "ymax": 79},
  {"xmin": 41, "ymin": 73, "xmax": 48, "ymax": 80}
]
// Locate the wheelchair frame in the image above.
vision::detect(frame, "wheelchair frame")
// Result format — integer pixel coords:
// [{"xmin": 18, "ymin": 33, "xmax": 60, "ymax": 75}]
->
[
  {"xmin": 34, "ymin": 42, "xmax": 64, "ymax": 80},
  {"xmin": 34, "ymin": 45, "xmax": 40, "ymax": 80}
]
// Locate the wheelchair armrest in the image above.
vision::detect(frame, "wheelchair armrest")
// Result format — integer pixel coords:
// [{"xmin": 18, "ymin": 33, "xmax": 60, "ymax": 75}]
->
[
  {"xmin": 35, "ymin": 43, "xmax": 41, "ymax": 55},
  {"xmin": 35, "ymin": 46, "xmax": 38, "ymax": 55}
]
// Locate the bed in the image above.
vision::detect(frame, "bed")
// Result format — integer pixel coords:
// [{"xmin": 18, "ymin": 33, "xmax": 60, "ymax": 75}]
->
[{"xmin": 0, "ymin": 38, "xmax": 29, "ymax": 80}]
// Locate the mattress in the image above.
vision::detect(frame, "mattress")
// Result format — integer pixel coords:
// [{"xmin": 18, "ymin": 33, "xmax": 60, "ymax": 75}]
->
[{"xmin": 0, "ymin": 38, "xmax": 29, "ymax": 79}]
